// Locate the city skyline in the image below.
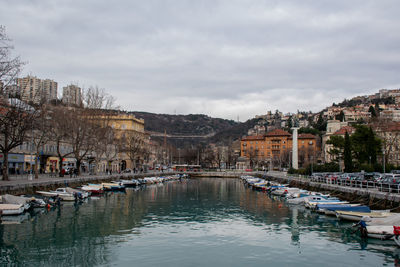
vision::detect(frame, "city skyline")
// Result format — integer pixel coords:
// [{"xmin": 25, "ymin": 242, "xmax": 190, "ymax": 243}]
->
[{"xmin": 1, "ymin": 0, "xmax": 400, "ymax": 120}]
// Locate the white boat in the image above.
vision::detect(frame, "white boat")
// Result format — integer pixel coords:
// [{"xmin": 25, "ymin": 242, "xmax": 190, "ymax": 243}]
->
[
  {"xmin": 366, "ymin": 225, "xmax": 395, "ymax": 239},
  {"xmin": 65, "ymin": 187, "xmax": 90, "ymax": 198},
  {"xmin": 36, "ymin": 188, "xmax": 75, "ymax": 201},
  {"xmin": 82, "ymin": 184, "xmax": 104, "ymax": 194},
  {"xmin": 286, "ymin": 193, "xmax": 331, "ymax": 205},
  {"xmin": 0, "ymin": 194, "xmax": 31, "ymax": 211},
  {"xmin": 361, "ymin": 213, "xmax": 400, "ymax": 225},
  {"xmin": 304, "ymin": 195, "xmax": 347, "ymax": 209},
  {"xmin": 336, "ymin": 210, "xmax": 392, "ymax": 222},
  {"xmin": 0, "ymin": 204, "xmax": 25, "ymax": 215},
  {"xmin": 101, "ymin": 182, "xmax": 125, "ymax": 191},
  {"xmin": 272, "ymin": 187, "xmax": 301, "ymax": 196}
]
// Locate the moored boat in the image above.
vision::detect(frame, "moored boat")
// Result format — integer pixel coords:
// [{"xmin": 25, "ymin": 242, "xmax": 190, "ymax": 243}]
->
[
  {"xmin": 82, "ymin": 184, "xmax": 104, "ymax": 194},
  {"xmin": 336, "ymin": 210, "xmax": 391, "ymax": 222},
  {"xmin": 36, "ymin": 188, "xmax": 75, "ymax": 201},
  {"xmin": 101, "ymin": 182, "xmax": 125, "ymax": 191},
  {"xmin": 0, "ymin": 204, "xmax": 25, "ymax": 215}
]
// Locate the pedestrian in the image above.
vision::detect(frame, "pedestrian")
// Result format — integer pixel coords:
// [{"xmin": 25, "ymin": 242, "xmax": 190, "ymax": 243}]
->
[{"xmin": 50, "ymin": 166, "xmax": 54, "ymax": 177}]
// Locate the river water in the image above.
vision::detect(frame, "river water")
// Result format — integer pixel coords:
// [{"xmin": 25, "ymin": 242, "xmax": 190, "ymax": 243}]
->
[{"xmin": 0, "ymin": 178, "xmax": 399, "ymax": 266}]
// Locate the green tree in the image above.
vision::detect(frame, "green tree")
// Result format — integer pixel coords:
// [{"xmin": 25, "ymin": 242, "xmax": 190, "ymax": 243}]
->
[
  {"xmin": 351, "ymin": 125, "xmax": 381, "ymax": 166},
  {"xmin": 314, "ymin": 112, "xmax": 327, "ymax": 132},
  {"xmin": 374, "ymin": 103, "xmax": 380, "ymax": 116},
  {"xmin": 343, "ymin": 132, "xmax": 353, "ymax": 172},
  {"xmin": 335, "ymin": 110, "xmax": 345, "ymax": 122},
  {"xmin": 326, "ymin": 135, "xmax": 345, "ymax": 162},
  {"xmin": 368, "ymin": 105, "xmax": 377, "ymax": 117}
]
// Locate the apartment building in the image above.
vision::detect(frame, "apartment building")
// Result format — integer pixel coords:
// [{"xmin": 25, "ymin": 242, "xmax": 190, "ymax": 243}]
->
[
  {"xmin": 62, "ymin": 84, "xmax": 82, "ymax": 106},
  {"xmin": 17, "ymin": 75, "xmax": 57, "ymax": 104}
]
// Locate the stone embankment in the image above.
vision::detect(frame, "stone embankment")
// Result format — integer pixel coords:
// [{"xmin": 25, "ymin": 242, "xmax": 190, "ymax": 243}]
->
[
  {"xmin": 3, "ymin": 171, "xmax": 400, "ymax": 210},
  {"xmin": 0, "ymin": 172, "xmax": 178, "ymax": 195},
  {"xmin": 190, "ymin": 171, "xmax": 400, "ymax": 210}
]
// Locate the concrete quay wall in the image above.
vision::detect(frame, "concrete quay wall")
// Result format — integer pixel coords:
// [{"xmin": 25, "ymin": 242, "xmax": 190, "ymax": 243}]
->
[
  {"xmin": 191, "ymin": 171, "xmax": 400, "ymax": 210},
  {"xmin": 0, "ymin": 172, "xmax": 179, "ymax": 195}
]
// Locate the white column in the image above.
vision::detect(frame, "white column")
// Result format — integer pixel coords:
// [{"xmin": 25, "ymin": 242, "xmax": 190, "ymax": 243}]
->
[{"xmin": 292, "ymin": 127, "xmax": 299, "ymax": 169}]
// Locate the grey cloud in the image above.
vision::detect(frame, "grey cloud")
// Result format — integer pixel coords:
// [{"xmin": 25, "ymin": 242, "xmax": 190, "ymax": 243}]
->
[{"xmin": 1, "ymin": 0, "xmax": 400, "ymax": 120}]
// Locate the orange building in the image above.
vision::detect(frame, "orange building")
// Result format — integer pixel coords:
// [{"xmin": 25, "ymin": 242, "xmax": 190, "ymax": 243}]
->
[{"xmin": 241, "ymin": 129, "xmax": 319, "ymax": 168}]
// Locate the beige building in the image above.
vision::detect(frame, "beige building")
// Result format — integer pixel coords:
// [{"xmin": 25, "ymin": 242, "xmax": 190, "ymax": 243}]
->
[
  {"xmin": 17, "ymin": 75, "xmax": 57, "ymax": 104},
  {"xmin": 322, "ymin": 120, "xmax": 349, "ymax": 163},
  {"xmin": 62, "ymin": 84, "xmax": 82, "ymax": 106}
]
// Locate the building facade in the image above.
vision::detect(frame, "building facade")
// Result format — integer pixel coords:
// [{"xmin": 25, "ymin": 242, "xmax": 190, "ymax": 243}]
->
[
  {"xmin": 17, "ymin": 76, "xmax": 57, "ymax": 104},
  {"xmin": 240, "ymin": 129, "xmax": 319, "ymax": 169},
  {"xmin": 62, "ymin": 84, "xmax": 82, "ymax": 106}
]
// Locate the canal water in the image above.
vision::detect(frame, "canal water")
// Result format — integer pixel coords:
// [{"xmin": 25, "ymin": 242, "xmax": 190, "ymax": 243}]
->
[{"xmin": 0, "ymin": 178, "xmax": 399, "ymax": 266}]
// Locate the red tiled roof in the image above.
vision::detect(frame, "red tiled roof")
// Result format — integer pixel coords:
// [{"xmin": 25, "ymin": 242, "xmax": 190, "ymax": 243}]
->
[
  {"xmin": 241, "ymin": 135, "xmax": 265, "ymax": 141},
  {"xmin": 265, "ymin": 129, "xmax": 291, "ymax": 137},
  {"xmin": 333, "ymin": 126, "xmax": 355, "ymax": 136}
]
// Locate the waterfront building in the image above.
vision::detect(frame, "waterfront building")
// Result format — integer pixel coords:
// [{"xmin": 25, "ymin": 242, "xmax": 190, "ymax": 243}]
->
[
  {"xmin": 373, "ymin": 121, "xmax": 400, "ymax": 166},
  {"xmin": 240, "ymin": 129, "xmax": 319, "ymax": 169},
  {"xmin": 92, "ymin": 112, "xmax": 147, "ymax": 172},
  {"xmin": 17, "ymin": 75, "xmax": 57, "ymax": 104},
  {"xmin": 322, "ymin": 120, "xmax": 349, "ymax": 163},
  {"xmin": 323, "ymin": 125, "xmax": 355, "ymax": 164},
  {"xmin": 62, "ymin": 84, "xmax": 82, "ymax": 106}
]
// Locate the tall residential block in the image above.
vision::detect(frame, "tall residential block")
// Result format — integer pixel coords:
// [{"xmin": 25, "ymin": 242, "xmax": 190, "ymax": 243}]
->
[
  {"xmin": 17, "ymin": 75, "xmax": 58, "ymax": 104},
  {"xmin": 62, "ymin": 84, "xmax": 82, "ymax": 106}
]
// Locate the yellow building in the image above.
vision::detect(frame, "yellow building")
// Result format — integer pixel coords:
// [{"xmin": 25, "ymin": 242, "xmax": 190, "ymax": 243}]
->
[{"xmin": 93, "ymin": 112, "xmax": 147, "ymax": 172}]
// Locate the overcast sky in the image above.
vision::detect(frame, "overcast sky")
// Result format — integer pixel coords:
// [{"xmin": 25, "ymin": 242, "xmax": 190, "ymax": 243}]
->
[{"xmin": 2, "ymin": 0, "xmax": 400, "ymax": 121}]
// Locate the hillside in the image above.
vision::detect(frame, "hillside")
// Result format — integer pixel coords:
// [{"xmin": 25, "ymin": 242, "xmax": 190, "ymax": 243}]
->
[
  {"xmin": 127, "ymin": 111, "xmax": 261, "ymax": 147},
  {"xmin": 209, "ymin": 118, "xmax": 263, "ymax": 145},
  {"xmin": 130, "ymin": 112, "xmax": 238, "ymax": 136}
]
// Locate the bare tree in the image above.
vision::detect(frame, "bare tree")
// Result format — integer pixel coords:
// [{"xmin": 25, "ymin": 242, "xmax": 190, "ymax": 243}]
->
[
  {"xmin": 95, "ymin": 126, "xmax": 118, "ymax": 173},
  {"xmin": 84, "ymin": 86, "xmax": 118, "ymax": 110},
  {"xmin": 68, "ymin": 108, "xmax": 101, "ymax": 175},
  {"xmin": 0, "ymin": 26, "xmax": 24, "ymax": 96},
  {"xmin": 122, "ymin": 130, "xmax": 146, "ymax": 170},
  {"xmin": 49, "ymin": 106, "xmax": 74, "ymax": 176},
  {"xmin": 0, "ymin": 99, "xmax": 36, "ymax": 180},
  {"xmin": 31, "ymin": 105, "xmax": 52, "ymax": 178}
]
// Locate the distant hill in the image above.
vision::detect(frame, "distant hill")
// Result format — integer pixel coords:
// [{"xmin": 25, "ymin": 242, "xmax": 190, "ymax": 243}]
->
[
  {"xmin": 209, "ymin": 118, "xmax": 263, "ymax": 145},
  {"xmin": 130, "ymin": 111, "xmax": 237, "ymax": 136},
  {"xmin": 128, "ymin": 111, "xmax": 261, "ymax": 147}
]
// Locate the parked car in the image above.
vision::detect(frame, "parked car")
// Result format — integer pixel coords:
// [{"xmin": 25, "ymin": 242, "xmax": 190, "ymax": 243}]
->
[{"xmin": 378, "ymin": 174, "xmax": 400, "ymax": 192}]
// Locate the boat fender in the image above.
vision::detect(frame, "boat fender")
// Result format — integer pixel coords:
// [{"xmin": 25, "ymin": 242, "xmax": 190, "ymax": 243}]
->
[{"xmin": 394, "ymin": 226, "xmax": 400, "ymax": 236}]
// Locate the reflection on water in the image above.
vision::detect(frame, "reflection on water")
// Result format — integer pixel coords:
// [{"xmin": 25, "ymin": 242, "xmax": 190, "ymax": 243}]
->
[{"xmin": 0, "ymin": 178, "xmax": 399, "ymax": 266}]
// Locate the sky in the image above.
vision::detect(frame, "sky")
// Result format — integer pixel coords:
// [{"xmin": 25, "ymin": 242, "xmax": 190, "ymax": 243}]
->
[{"xmin": 1, "ymin": 0, "xmax": 400, "ymax": 121}]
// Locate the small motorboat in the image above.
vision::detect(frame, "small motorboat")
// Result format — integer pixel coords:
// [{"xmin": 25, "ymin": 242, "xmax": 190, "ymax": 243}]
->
[
  {"xmin": 36, "ymin": 188, "xmax": 75, "ymax": 201},
  {"xmin": 117, "ymin": 180, "xmax": 137, "ymax": 187},
  {"xmin": 316, "ymin": 204, "xmax": 366, "ymax": 215},
  {"xmin": 0, "ymin": 204, "xmax": 25, "ymax": 215},
  {"xmin": 366, "ymin": 225, "xmax": 395, "ymax": 239},
  {"xmin": 82, "ymin": 184, "xmax": 104, "ymax": 194},
  {"xmin": 336, "ymin": 210, "xmax": 392, "ymax": 222},
  {"xmin": 65, "ymin": 187, "xmax": 90, "ymax": 198},
  {"xmin": 0, "ymin": 194, "xmax": 31, "ymax": 211},
  {"xmin": 101, "ymin": 182, "xmax": 125, "ymax": 191}
]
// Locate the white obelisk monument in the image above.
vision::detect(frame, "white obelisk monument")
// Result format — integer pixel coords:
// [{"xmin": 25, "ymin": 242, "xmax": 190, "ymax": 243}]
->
[{"xmin": 292, "ymin": 127, "xmax": 299, "ymax": 169}]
